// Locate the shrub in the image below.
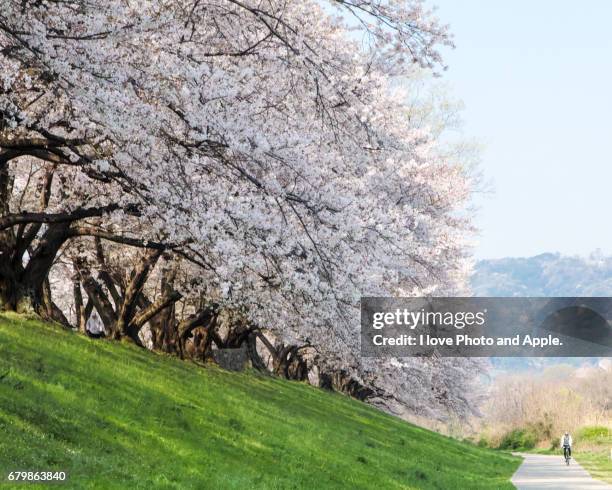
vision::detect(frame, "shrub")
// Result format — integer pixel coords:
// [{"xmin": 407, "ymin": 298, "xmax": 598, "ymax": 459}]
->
[
  {"xmin": 577, "ymin": 426, "xmax": 611, "ymax": 443},
  {"xmin": 498, "ymin": 429, "xmax": 537, "ymax": 450},
  {"xmin": 477, "ymin": 437, "xmax": 490, "ymax": 448}
]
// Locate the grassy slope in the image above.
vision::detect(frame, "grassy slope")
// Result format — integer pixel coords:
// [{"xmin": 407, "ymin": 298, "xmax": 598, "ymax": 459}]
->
[
  {"xmin": 574, "ymin": 429, "xmax": 612, "ymax": 484},
  {"xmin": 577, "ymin": 450, "xmax": 612, "ymax": 484},
  {"xmin": 0, "ymin": 313, "xmax": 520, "ymax": 489}
]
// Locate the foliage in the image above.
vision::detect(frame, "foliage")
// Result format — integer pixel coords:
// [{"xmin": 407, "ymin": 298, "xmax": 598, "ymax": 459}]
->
[
  {"xmin": 577, "ymin": 426, "xmax": 611, "ymax": 443},
  {"xmin": 0, "ymin": 314, "xmax": 520, "ymax": 489},
  {"xmin": 477, "ymin": 364, "xmax": 612, "ymax": 449},
  {"xmin": 497, "ymin": 429, "xmax": 537, "ymax": 451}
]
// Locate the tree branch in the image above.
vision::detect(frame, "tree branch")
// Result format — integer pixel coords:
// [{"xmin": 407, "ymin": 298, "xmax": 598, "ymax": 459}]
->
[
  {"xmin": 0, "ymin": 203, "xmax": 122, "ymax": 231},
  {"xmin": 129, "ymin": 290, "xmax": 182, "ymax": 331}
]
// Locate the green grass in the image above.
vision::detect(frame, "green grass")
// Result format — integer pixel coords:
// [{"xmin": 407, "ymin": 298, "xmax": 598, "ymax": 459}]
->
[
  {"xmin": 0, "ymin": 313, "xmax": 520, "ymax": 489},
  {"xmin": 574, "ymin": 427, "xmax": 612, "ymax": 484},
  {"xmin": 522, "ymin": 447, "xmax": 555, "ymax": 455},
  {"xmin": 576, "ymin": 450, "xmax": 612, "ymax": 484}
]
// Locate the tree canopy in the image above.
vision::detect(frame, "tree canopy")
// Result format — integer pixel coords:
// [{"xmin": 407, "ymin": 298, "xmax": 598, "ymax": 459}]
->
[{"xmin": 0, "ymin": 0, "xmax": 480, "ymax": 419}]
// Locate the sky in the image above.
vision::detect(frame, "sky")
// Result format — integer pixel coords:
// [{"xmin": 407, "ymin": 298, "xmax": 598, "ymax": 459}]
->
[{"xmin": 431, "ymin": 0, "xmax": 612, "ymax": 259}]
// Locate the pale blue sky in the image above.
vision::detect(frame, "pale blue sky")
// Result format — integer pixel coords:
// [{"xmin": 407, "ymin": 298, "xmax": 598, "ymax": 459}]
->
[{"xmin": 433, "ymin": 0, "xmax": 612, "ymax": 259}]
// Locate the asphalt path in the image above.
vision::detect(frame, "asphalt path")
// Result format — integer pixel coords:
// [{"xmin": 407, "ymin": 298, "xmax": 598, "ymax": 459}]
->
[{"xmin": 512, "ymin": 453, "xmax": 612, "ymax": 489}]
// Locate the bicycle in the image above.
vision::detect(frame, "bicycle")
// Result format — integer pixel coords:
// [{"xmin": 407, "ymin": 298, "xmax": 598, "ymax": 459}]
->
[{"xmin": 563, "ymin": 445, "xmax": 571, "ymax": 465}]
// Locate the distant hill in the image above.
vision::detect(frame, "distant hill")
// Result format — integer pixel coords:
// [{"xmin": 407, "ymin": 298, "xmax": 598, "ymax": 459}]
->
[
  {"xmin": 472, "ymin": 253, "xmax": 612, "ymax": 373},
  {"xmin": 473, "ymin": 252, "xmax": 612, "ymax": 297}
]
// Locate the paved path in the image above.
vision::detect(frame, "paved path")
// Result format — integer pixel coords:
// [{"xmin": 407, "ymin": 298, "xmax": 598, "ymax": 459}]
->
[{"xmin": 512, "ymin": 453, "xmax": 612, "ymax": 489}]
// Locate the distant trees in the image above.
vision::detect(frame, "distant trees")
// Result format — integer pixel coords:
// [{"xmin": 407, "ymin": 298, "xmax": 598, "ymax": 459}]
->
[
  {"xmin": 479, "ymin": 364, "xmax": 612, "ymax": 448},
  {"xmin": 0, "ymin": 0, "xmax": 479, "ymax": 419}
]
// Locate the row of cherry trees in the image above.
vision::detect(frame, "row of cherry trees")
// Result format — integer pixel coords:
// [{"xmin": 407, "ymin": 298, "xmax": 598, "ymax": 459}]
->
[{"xmin": 0, "ymin": 0, "xmax": 482, "ymax": 420}]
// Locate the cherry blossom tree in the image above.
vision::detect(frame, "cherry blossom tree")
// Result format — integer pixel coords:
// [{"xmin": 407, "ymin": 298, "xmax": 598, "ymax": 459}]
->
[{"xmin": 1, "ymin": 0, "xmax": 479, "ymax": 419}]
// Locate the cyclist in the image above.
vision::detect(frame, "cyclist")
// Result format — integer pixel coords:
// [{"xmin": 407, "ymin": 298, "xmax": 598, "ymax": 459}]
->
[{"xmin": 560, "ymin": 431, "xmax": 573, "ymax": 461}]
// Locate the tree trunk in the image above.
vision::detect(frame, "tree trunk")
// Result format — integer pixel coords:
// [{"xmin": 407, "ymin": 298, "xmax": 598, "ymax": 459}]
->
[
  {"xmin": 150, "ymin": 265, "xmax": 178, "ymax": 352},
  {"xmin": 73, "ymin": 279, "xmax": 94, "ymax": 333},
  {"xmin": 79, "ymin": 267, "xmax": 117, "ymax": 336},
  {"xmin": 41, "ymin": 278, "xmax": 70, "ymax": 326},
  {"xmin": 0, "ymin": 165, "xmax": 65, "ymax": 315},
  {"xmin": 115, "ymin": 249, "xmax": 163, "ymax": 342},
  {"xmin": 22, "ymin": 223, "xmax": 71, "ymax": 307},
  {"xmin": 246, "ymin": 332, "xmax": 267, "ymax": 371},
  {"xmin": 0, "ymin": 162, "xmax": 18, "ymax": 311},
  {"xmin": 176, "ymin": 306, "xmax": 218, "ymax": 358},
  {"xmin": 129, "ymin": 290, "xmax": 181, "ymax": 333},
  {"xmin": 0, "ymin": 222, "xmax": 72, "ymax": 314}
]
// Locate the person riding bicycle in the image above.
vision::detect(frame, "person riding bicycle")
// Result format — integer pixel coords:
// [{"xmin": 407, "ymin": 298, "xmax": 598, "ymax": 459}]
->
[{"xmin": 560, "ymin": 431, "xmax": 572, "ymax": 460}]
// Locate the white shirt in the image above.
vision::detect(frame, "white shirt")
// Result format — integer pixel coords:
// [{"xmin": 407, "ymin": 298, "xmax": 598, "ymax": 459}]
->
[{"xmin": 561, "ymin": 434, "xmax": 573, "ymax": 447}]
